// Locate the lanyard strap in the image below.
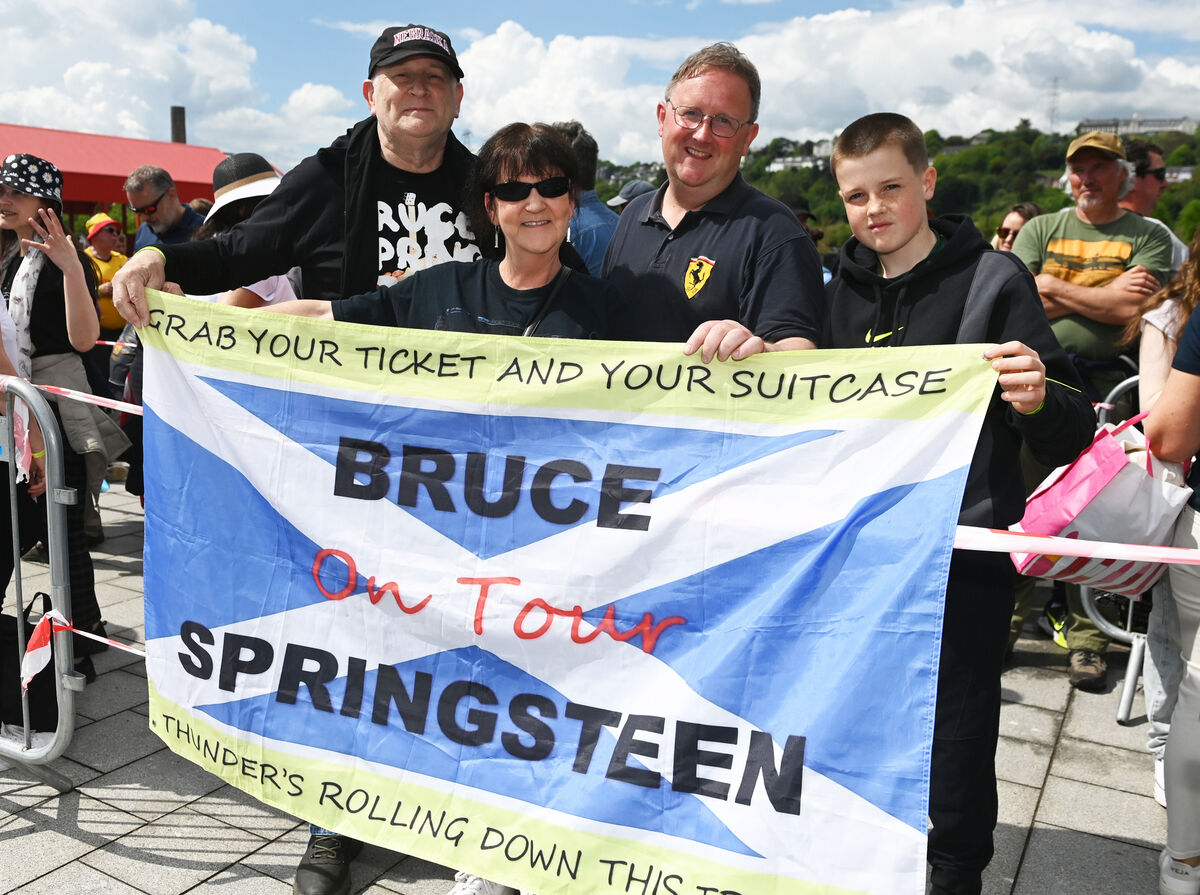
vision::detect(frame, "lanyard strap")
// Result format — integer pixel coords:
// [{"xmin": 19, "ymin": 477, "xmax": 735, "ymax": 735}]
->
[{"xmin": 522, "ymin": 266, "xmax": 572, "ymax": 337}]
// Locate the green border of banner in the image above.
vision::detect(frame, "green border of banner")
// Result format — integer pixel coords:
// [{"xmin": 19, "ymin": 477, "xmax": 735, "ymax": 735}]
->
[
  {"xmin": 138, "ymin": 291, "xmax": 994, "ymax": 427},
  {"xmin": 148, "ymin": 682, "xmax": 862, "ymax": 895}
]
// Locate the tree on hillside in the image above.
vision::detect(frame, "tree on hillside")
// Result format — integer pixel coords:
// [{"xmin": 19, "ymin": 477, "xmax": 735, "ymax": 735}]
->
[{"xmin": 1167, "ymin": 144, "xmax": 1196, "ymax": 167}]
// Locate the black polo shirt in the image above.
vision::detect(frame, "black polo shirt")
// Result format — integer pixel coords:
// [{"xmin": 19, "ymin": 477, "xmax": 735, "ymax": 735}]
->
[{"xmin": 601, "ymin": 174, "xmax": 825, "ymax": 344}]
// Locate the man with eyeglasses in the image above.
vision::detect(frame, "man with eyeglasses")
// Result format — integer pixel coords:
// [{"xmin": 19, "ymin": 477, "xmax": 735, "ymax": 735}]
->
[
  {"xmin": 124, "ymin": 166, "xmax": 203, "ymax": 252},
  {"xmin": 602, "ymin": 42, "xmax": 824, "ymax": 361},
  {"xmin": 113, "ymin": 23, "xmax": 479, "ymax": 325},
  {"xmin": 1120, "ymin": 139, "xmax": 1189, "ymax": 277}
]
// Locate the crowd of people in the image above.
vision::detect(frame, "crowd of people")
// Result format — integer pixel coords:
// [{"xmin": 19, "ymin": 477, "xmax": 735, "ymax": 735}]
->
[{"xmin": 1, "ymin": 17, "xmax": 1198, "ymax": 895}]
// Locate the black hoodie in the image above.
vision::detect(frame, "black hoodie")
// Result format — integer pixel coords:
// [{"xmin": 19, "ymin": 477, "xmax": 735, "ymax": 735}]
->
[
  {"xmin": 160, "ymin": 117, "xmax": 477, "ymax": 301},
  {"xmin": 825, "ymin": 214, "xmax": 1095, "ymax": 528}
]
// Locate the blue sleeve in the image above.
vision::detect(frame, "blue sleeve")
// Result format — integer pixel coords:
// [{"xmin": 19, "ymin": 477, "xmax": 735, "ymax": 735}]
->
[
  {"xmin": 1174, "ymin": 311, "xmax": 1200, "ymax": 376},
  {"xmin": 572, "ymin": 227, "xmax": 608, "ymax": 277}
]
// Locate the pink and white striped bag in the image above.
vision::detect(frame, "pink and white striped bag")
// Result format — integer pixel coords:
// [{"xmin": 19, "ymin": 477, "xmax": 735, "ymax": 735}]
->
[{"xmin": 1010, "ymin": 412, "xmax": 1192, "ymax": 597}]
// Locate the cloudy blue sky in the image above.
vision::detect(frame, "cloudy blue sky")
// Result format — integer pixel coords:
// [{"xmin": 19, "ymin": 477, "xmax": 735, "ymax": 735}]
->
[{"xmin": 2, "ymin": 0, "xmax": 1197, "ymax": 169}]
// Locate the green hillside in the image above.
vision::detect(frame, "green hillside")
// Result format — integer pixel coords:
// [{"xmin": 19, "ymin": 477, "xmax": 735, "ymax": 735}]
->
[{"xmin": 598, "ymin": 119, "xmax": 1200, "ymax": 259}]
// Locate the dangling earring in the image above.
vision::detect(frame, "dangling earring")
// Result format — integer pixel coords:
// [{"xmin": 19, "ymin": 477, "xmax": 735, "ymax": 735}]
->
[{"xmin": 493, "ymin": 229, "xmax": 499, "ymax": 250}]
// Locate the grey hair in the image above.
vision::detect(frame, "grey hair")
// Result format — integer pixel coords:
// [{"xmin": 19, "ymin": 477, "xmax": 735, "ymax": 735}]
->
[
  {"xmin": 124, "ymin": 165, "xmax": 174, "ymax": 194},
  {"xmin": 1060, "ymin": 159, "xmax": 1137, "ymax": 199},
  {"xmin": 1117, "ymin": 159, "xmax": 1137, "ymax": 199}
]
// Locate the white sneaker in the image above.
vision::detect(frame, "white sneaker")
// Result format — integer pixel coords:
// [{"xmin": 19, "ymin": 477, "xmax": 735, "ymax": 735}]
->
[
  {"xmin": 447, "ymin": 872, "xmax": 517, "ymax": 895},
  {"xmin": 1160, "ymin": 850, "xmax": 1200, "ymax": 895},
  {"xmin": 1156, "ymin": 756, "xmax": 1168, "ymax": 809}
]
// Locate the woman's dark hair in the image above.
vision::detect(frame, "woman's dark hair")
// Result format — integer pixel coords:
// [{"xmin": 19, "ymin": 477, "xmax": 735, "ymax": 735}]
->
[
  {"xmin": 1009, "ymin": 201, "xmax": 1043, "ymax": 223},
  {"xmin": 192, "ymin": 196, "xmax": 263, "ymax": 241},
  {"xmin": 466, "ymin": 122, "xmax": 579, "ymax": 260}
]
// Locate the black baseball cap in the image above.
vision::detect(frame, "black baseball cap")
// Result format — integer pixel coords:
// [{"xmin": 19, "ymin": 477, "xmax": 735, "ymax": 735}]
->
[
  {"xmin": 778, "ymin": 191, "xmax": 814, "ymax": 220},
  {"xmin": 369, "ymin": 24, "xmax": 464, "ymax": 79}
]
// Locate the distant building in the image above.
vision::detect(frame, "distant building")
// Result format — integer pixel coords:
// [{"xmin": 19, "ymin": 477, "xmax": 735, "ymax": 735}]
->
[
  {"xmin": 598, "ymin": 161, "xmax": 664, "ymax": 185},
  {"xmin": 1167, "ymin": 166, "xmax": 1194, "ymax": 185},
  {"xmin": 764, "ymin": 138, "xmax": 834, "ymax": 173},
  {"xmin": 765, "ymin": 155, "xmax": 828, "ymax": 173},
  {"xmin": 932, "ymin": 132, "xmax": 992, "ymax": 158},
  {"xmin": 1075, "ymin": 114, "xmax": 1198, "ymax": 137}
]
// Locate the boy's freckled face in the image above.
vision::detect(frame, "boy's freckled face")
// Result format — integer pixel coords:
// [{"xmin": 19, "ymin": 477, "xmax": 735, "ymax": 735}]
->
[{"xmin": 836, "ymin": 144, "xmax": 936, "ymax": 271}]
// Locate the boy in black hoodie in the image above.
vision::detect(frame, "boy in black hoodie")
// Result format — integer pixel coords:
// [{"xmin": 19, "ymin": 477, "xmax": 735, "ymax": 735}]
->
[{"xmin": 826, "ymin": 113, "xmax": 1094, "ymax": 895}]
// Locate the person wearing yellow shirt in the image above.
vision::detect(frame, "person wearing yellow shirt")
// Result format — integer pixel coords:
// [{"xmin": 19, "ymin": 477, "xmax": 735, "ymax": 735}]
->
[{"xmin": 83, "ymin": 212, "xmax": 128, "ymax": 335}]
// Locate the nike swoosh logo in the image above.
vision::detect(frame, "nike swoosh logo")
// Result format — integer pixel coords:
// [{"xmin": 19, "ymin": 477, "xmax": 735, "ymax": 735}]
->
[{"xmin": 864, "ymin": 326, "xmax": 903, "ymax": 344}]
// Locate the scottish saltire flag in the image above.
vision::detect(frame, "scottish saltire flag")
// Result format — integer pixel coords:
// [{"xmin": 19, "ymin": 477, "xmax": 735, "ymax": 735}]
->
[{"xmin": 140, "ymin": 292, "xmax": 995, "ymax": 895}]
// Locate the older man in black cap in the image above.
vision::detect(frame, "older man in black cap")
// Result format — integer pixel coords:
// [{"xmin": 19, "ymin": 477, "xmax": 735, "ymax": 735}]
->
[
  {"xmin": 113, "ymin": 23, "xmax": 479, "ymax": 320},
  {"xmin": 112, "ymin": 25, "xmax": 480, "ymax": 895}
]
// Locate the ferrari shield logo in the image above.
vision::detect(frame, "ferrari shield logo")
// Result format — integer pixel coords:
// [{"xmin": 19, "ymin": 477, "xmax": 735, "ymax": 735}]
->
[{"xmin": 684, "ymin": 256, "xmax": 715, "ymax": 299}]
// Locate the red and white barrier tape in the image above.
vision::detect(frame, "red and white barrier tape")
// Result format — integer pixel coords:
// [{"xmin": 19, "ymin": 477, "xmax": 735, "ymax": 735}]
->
[
  {"xmin": 48, "ymin": 620, "xmax": 146, "ymax": 659},
  {"xmin": 96, "ymin": 340, "xmax": 137, "ymax": 349},
  {"xmin": 13, "ymin": 528, "xmax": 1200, "ymax": 673},
  {"xmin": 0, "ymin": 375, "xmax": 142, "ymax": 416},
  {"xmin": 955, "ymin": 525, "xmax": 1200, "ymax": 566}
]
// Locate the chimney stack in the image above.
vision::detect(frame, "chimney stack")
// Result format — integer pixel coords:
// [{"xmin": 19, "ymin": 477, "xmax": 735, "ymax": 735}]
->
[{"xmin": 171, "ymin": 106, "xmax": 187, "ymax": 144}]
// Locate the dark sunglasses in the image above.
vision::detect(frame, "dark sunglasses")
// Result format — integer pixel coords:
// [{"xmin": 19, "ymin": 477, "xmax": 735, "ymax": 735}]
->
[
  {"xmin": 996, "ymin": 227, "xmax": 1020, "ymax": 241},
  {"xmin": 490, "ymin": 177, "xmax": 570, "ymax": 203},
  {"xmin": 131, "ymin": 188, "xmax": 169, "ymax": 216},
  {"xmin": 1145, "ymin": 166, "xmax": 1167, "ymax": 182}
]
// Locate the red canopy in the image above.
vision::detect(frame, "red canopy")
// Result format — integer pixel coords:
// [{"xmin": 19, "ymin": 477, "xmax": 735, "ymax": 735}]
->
[{"xmin": 0, "ymin": 121, "xmax": 229, "ymax": 213}]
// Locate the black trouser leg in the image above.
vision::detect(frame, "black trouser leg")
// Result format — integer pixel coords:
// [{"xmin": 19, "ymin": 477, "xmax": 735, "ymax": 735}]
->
[{"xmin": 927, "ymin": 550, "xmax": 1015, "ymax": 895}]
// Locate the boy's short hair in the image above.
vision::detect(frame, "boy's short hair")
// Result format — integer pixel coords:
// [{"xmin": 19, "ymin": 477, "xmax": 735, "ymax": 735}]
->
[{"xmin": 832, "ymin": 113, "xmax": 928, "ymax": 177}]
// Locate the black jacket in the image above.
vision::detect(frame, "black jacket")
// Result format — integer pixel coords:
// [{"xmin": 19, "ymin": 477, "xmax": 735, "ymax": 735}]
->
[
  {"xmin": 161, "ymin": 118, "xmax": 477, "ymax": 301},
  {"xmin": 825, "ymin": 214, "xmax": 1095, "ymax": 527}
]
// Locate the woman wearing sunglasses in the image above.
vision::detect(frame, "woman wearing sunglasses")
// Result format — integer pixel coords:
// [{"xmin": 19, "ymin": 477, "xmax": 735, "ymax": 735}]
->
[
  {"xmin": 0, "ymin": 153, "xmax": 129, "ymax": 682},
  {"xmin": 268, "ymin": 122, "xmax": 614, "ymax": 340},
  {"xmin": 263, "ymin": 122, "xmax": 614, "ymax": 895},
  {"xmin": 992, "ymin": 201, "xmax": 1043, "ymax": 253}
]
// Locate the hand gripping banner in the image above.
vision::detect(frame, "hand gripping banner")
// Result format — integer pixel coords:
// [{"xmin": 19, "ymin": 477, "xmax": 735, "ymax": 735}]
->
[{"xmin": 140, "ymin": 292, "xmax": 996, "ymax": 895}]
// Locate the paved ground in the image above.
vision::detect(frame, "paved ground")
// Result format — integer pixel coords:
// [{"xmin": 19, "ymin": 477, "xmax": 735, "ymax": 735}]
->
[{"xmin": 0, "ymin": 486, "xmax": 1172, "ymax": 894}]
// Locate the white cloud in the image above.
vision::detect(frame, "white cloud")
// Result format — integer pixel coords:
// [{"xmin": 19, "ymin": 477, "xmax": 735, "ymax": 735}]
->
[
  {"xmin": 198, "ymin": 83, "xmax": 356, "ymax": 168},
  {"xmin": 456, "ymin": 21, "xmax": 691, "ymax": 162},
  {"xmin": 0, "ymin": 1, "xmax": 1195, "ymax": 173},
  {"xmin": 0, "ymin": 0, "xmax": 359, "ymax": 170}
]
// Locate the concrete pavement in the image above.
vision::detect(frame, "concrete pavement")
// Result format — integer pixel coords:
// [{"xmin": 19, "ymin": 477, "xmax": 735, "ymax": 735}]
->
[{"xmin": 0, "ymin": 486, "xmax": 1172, "ymax": 894}]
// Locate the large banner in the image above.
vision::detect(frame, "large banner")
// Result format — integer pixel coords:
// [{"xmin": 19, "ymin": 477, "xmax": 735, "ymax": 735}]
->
[{"xmin": 141, "ymin": 292, "xmax": 995, "ymax": 895}]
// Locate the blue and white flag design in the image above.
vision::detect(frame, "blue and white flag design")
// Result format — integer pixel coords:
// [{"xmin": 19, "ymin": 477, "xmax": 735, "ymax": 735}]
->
[{"xmin": 139, "ymin": 293, "xmax": 995, "ymax": 895}]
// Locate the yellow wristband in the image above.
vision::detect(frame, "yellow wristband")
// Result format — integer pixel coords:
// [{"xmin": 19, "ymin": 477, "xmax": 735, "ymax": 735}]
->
[
  {"xmin": 135, "ymin": 245, "xmax": 167, "ymax": 263},
  {"xmin": 31, "ymin": 449, "xmax": 45, "ymax": 458},
  {"xmin": 1019, "ymin": 398, "xmax": 1046, "ymax": 416}
]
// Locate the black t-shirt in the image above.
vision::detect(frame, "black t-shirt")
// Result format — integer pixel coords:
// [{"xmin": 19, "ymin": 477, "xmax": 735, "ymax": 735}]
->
[
  {"xmin": 372, "ymin": 166, "xmax": 480, "ymax": 287},
  {"xmin": 332, "ymin": 259, "xmax": 614, "ymax": 340}
]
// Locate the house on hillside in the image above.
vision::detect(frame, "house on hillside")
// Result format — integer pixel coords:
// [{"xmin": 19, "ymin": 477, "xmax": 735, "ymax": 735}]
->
[
  {"xmin": 1075, "ymin": 114, "xmax": 1198, "ymax": 137},
  {"xmin": 765, "ymin": 138, "xmax": 834, "ymax": 173},
  {"xmin": 766, "ymin": 155, "xmax": 828, "ymax": 173}
]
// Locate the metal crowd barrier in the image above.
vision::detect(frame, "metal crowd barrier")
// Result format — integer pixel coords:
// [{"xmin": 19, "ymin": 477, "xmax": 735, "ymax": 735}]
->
[
  {"xmin": 0, "ymin": 376, "xmax": 83, "ymax": 793},
  {"xmin": 1082, "ymin": 373, "xmax": 1145, "ymax": 724}
]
